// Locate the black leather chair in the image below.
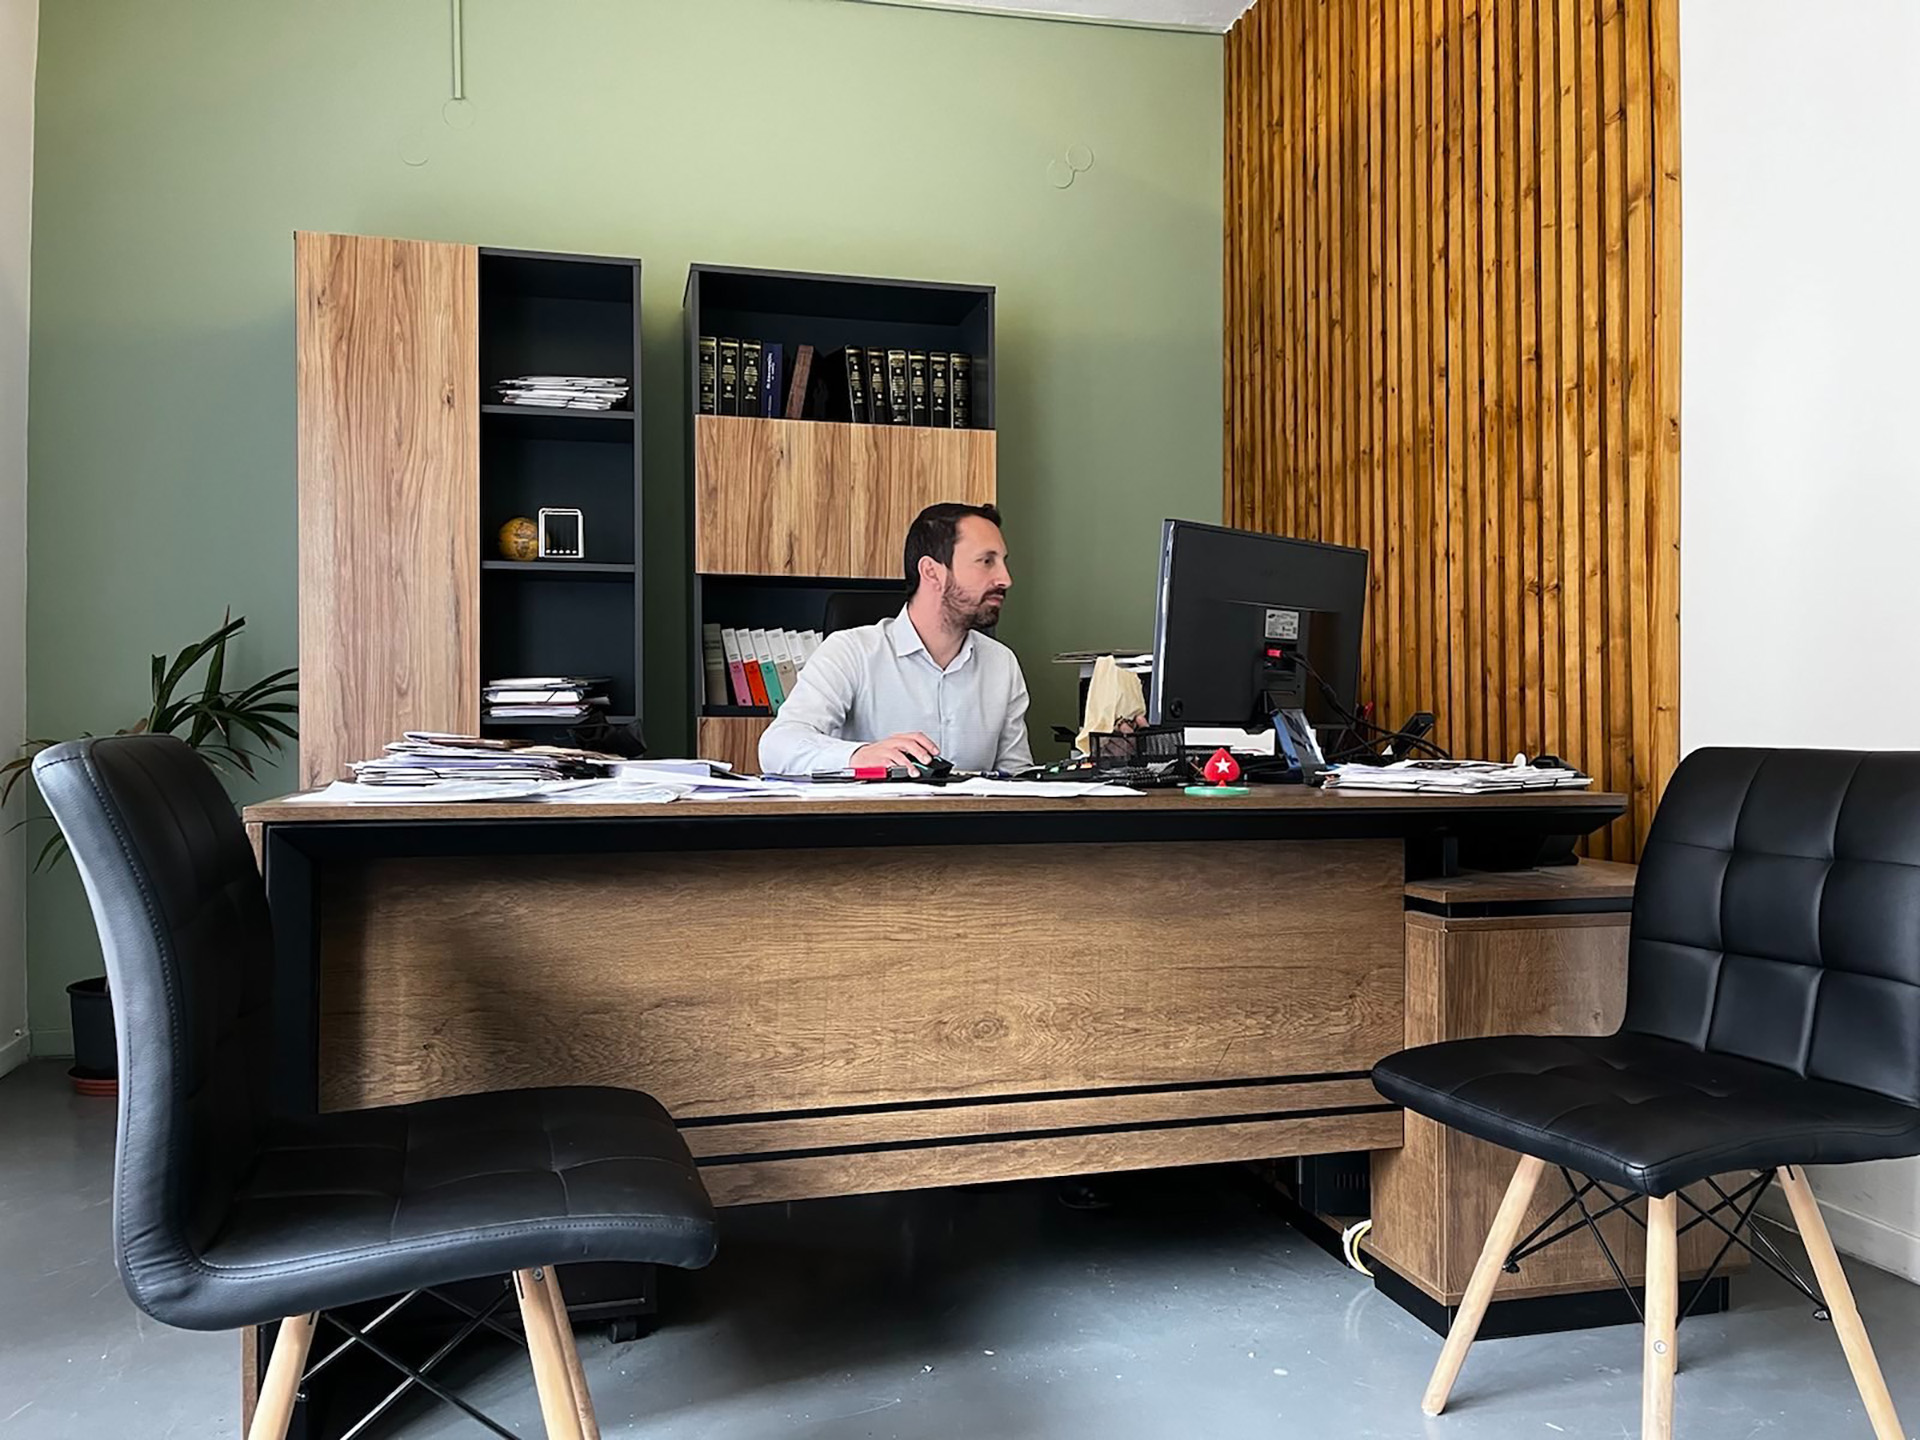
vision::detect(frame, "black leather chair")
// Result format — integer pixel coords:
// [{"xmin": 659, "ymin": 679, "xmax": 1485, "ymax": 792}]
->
[
  {"xmin": 1374, "ymin": 748, "xmax": 1920, "ymax": 1440},
  {"xmin": 34, "ymin": 735, "xmax": 720, "ymax": 1440}
]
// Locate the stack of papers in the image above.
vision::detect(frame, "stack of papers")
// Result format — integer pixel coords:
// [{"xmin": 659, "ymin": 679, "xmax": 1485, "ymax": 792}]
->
[
  {"xmin": 483, "ymin": 676, "xmax": 609, "ymax": 724},
  {"xmin": 494, "ymin": 376, "xmax": 630, "ymax": 410},
  {"xmin": 348, "ymin": 733, "xmax": 620, "ymax": 786},
  {"xmin": 1322, "ymin": 760, "xmax": 1595, "ymax": 794},
  {"xmin": 293, "ymin": 761, "xmax": 1144, "ymax": 806}
]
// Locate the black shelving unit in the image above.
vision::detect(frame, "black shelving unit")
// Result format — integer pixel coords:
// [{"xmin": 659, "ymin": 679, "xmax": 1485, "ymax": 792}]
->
[
  {"xmin": 478, "ymin": 247, "xmax": 643, "ymax": 746},
  {"xmin": 681, "ymin": 264, "xmax": 996, "ymax": 753}
]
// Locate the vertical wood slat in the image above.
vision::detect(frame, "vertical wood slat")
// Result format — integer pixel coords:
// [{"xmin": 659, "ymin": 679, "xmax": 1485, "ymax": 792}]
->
[
  {"xmin": 1517, "ymin": 0, "xmax": 1543, "ymax": 764},
  {"xmin": 1366, "ymin": 0, "xmax": 1388, "ymax": 713},
  {"xmin": 1599, "ymin": 0, "xmax": 1629, "ymax": 857},
  {"xmin": 1649, "ymin": 0, "xmax": 1682, "ymax": 814},
  {"xmin": 1222, "ymin": 0, "xmax": 1678, "ymax": 857},
  {"xmin": 1555, "ymin": 0, "xmax": 1585, "ymax": 783}
]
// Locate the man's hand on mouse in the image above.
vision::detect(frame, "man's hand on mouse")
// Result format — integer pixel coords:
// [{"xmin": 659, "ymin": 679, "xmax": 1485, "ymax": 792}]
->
[{"xmin": 851, "ymin": 734, "xmax": 940, "ymax": 770}]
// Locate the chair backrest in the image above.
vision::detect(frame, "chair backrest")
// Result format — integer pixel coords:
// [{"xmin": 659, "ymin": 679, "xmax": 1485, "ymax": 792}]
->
[
  {"xmin": 1627, "ymin": 747, "xmax": 1920, "ymax": 1105},
  {"xmin": 33, "ymin": 734, "xmax": 276, "ymax": 1321},
  {"xmin": 822, "ymin": 589, "xmax": 901, "ymax": 634}
]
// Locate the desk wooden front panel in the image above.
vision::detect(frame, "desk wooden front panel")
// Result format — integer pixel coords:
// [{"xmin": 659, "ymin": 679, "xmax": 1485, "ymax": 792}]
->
[{"xmin": 315, "ymin": 838, "xmax": 1406, "ymax": 1204}]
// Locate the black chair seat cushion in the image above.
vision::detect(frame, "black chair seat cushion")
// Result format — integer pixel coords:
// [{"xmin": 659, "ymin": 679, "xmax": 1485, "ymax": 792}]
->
[
  {"xmin": 142, "ymin": 1086, "xmax": 718, "ymax": 1332},
  {"xmin": 1373, "ymin": 1031, "xmax": 1920, "ymax": 1197}
]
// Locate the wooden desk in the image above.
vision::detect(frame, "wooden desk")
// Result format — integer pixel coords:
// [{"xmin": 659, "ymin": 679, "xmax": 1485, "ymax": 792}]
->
[{"xmin": 246, "ymin": 787, "xmax": 1622, "ymax": 1208}]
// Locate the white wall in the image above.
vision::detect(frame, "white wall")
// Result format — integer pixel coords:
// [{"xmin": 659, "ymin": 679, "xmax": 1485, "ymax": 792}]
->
[
  {"xmin": 0, "ymin": 0, "xmax": 34, "ymax": 1078},
  {"xmin": 1682, "ymin": 0, "xmax": 1920, "ymax": 1278}
]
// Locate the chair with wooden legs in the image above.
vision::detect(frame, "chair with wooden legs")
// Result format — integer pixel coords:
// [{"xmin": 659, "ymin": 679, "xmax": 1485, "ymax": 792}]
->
[
  {"xmin": 35, "ymin": 735, "xmax": 719, "ymax": 1439},
  {"xmin": 1374, "ymin": 748, "xmax": 1920, "ymax": 1440}
]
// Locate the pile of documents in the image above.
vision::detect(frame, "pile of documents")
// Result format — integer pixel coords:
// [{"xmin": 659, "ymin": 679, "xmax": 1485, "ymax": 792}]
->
[
  {"xmin": 1322, "ymin": 759, "xmax": 1594, "ymax": 795},
  {"xmin": 494, "ymin": 376, "xmax": 630, "ymax": 410},
  {"xmin": 483, "ymin": 676, "xmax": 608, "ymax": 724},
  {"xmin": 348, "ymin": 733, "xmax": 619, "ymax": 787}
]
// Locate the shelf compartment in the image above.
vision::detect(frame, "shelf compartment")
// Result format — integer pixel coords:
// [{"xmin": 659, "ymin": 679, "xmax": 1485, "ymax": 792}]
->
[
  {"xmin": 693, "ymin": 415, "xmax": 995, "ymax": 578},
  {"xmin": 481, "ymin": 404, "xmax": 635, "ymax": 444},
  {"xmin": 482, "ymin": 561, "xmax": 636, "ymax": 580},
  {"xmin": 481, "ymin": 713, "xmax": 638, "ymax": 729}
]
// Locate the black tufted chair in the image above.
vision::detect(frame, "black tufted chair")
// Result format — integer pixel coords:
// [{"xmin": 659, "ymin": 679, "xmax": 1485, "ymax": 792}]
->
[
  {"xmin": 34, "ymin": 735, "xmax": 719, "ymax": 1440},
  {"xmin": 1374, "ymin": 748, "xmax": 1920, "ymax": 1440}
]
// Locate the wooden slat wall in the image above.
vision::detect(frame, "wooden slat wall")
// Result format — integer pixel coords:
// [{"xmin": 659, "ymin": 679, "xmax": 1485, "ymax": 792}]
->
[{"xmin": 1224, "ymin": 0, "xmax": 1679, "ymax": 857}]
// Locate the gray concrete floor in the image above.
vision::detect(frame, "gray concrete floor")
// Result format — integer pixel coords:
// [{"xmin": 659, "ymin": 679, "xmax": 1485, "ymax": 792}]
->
[{"xmin": 5, "ymin": 1058, "xmax": 1919, "ymax": 1440}]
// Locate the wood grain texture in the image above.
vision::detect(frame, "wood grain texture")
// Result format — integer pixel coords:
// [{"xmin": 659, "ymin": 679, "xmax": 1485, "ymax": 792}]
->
[
  {"xmin": 696, "ymin": 715, "xmax": 774, "ymax": 776},
  {"xmin": 1779, "ymin": 1167, "xmax": 1907, "ymax": 1440},
  {"xmin": 703, "ymin": 1110, "xmax": 1403, "ymax": 1208},
  {"xmin": 515, "ymin": 1269, "xmax": 586, "ymax": 1440},
  {"xmin": 694, "ymin": 416, "xmax": 995, "ymax": 578},
  {"xmin": 683, "ymin": 1077, "xmax": 1385, "ymax": 1159},
  {"xmin": 1403, "ymin": 856, "xmax": 1636, "ymax": 904},
  {"xmin": 1642, "ymin": 1192, "xmax": 1678, "ymax": 1440},
  {"xmin": 1223, "ymin": 0, "xmax": 1680, "ymax": 857},
  {"xmin": 316, "ymin": 840, "xmax": 1406, "ymax": 1116},
  {"xmin": 1422, "ymin": 1154, "xmax": 1544, "ymax": 1415},
  {"xmin": 247, "ymin": 1313, "xmax": 315, "ymax": 1440},
  {"xmin": 295, "ymin": 232, "xmax": 479, "ymax": 788},
  {"xmin": 1370, "ymin": 893, "xmax": 1744, "ymax": 1303}
]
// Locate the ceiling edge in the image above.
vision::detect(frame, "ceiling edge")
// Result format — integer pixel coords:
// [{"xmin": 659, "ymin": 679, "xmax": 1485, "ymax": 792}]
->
[{"xmin": 842, "ymin": 0, "xmax": 1234, "ymax": 37}]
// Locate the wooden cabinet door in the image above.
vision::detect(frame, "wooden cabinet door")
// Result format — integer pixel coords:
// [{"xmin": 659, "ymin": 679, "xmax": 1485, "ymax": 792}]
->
[
  {"xmin": 296, "ymin": 232, "xmax": 480, "ymax": 786},
  {"xmin": 694, "ymin": 416, "xmax": 996, "ymax": 577}
]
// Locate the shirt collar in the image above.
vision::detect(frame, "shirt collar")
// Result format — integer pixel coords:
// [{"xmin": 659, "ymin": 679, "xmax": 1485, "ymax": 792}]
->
[{"xmin": 891, "ymin": 606, "xmax": 977, "ymax": 671}]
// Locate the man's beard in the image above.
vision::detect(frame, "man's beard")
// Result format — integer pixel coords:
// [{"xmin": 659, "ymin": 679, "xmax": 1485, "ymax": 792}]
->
[{"xmin": 942, "ymin": 587, "xmax": 1007, "ymax": 632}]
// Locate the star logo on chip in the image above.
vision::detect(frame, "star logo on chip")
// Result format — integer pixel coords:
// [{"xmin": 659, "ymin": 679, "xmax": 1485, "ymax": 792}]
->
[{"xmin": 1205, "ymin": 748, "xmax": 1242, "ymax": 786}]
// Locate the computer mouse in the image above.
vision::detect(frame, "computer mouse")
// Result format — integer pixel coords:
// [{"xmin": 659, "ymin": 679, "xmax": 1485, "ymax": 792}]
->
[{"xmin": 913, "ymin": 754, "xmax": 955, "ymax": 780}]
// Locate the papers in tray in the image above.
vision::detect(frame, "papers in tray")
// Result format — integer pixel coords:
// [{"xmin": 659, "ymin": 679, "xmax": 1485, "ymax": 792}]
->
[{"xmin": 1321, "ymin": 759, "xmax": 1594, "ymax": 795}]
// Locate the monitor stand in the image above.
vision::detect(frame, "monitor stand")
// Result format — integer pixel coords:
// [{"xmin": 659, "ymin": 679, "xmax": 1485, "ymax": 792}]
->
[{"xmin": 1271, "ymin": 707, "xmax": 1326, "ymax": 779}]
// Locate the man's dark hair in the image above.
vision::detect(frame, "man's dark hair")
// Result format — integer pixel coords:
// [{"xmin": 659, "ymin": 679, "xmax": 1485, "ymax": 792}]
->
[{"xmin": 903, "ymin": 502, "xmax": 1003, "ymax": 595}]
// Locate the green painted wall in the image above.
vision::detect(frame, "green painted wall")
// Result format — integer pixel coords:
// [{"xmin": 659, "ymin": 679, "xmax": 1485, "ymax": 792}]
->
[{"xmin": 25, "ymin": 0, "xmax": 1222, "ymax": 1050}]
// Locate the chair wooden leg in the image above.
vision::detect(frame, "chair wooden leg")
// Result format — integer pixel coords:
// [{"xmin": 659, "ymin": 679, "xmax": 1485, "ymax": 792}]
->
[
  {"xmin": 544, "ymin": 1266, "xmax": 603, "ymax": 1440},
  {"xmin": 516, "ymin": 1268, "xmax": 587, "ymax": 1440},
  {"xmin": 1642, "ymin": 1193, "xmax": 1678, "ymax": 1440},
  {"xmin": 1422, "ymin": 1153, "xmax": 1547, "ymax": 1416},
  {"xmin": 1779, "ymin": 1166, "xmax": 1906, "ymax": 1440},
  {"xmin": 246, "ymin": 1313, "xmax": 316, "ymax": 1440}
]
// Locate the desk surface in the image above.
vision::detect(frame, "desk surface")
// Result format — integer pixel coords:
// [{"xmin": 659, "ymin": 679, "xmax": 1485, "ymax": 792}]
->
[{"xmin": 247, "ymin": 786, "xmax": 1626, "ymax": 826}]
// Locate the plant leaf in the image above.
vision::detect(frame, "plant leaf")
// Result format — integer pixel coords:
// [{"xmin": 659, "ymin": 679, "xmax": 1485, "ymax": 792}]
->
[{"xmin": 33, "ymin": 831, "xmax": 68, "ymax": 873}]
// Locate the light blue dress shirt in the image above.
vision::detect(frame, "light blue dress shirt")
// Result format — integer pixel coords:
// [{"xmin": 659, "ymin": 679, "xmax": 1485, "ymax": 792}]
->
[{"xmin": 757, "ymin": 607, "xmax": 1034, "ymax": 775}]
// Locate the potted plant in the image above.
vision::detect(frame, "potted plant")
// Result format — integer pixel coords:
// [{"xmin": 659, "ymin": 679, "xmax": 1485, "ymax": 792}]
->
[{"xmin": 3, "ymin": 614, "xmax": 297, "ymax": 1095}]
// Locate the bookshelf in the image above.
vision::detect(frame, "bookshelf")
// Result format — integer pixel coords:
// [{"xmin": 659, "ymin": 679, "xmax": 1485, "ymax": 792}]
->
[
  {"xmin": 682, "ymin": 264, "xmax": 997, "ymax": 773},
  {"xmin": 294, "ymin": 232, "xmax": 646, "ymax": 786},
  {"xmin": 478, "ymin": 247, "xmax": 644, "ymax": 747}
]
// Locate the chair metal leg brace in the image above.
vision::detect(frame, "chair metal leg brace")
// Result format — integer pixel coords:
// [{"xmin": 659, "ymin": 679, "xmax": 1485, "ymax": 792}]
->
[
  {"xmin": 333, "ymin": 1283, "xmax": 520, "ymax": 1440},
  {"xmin": 321, "ymin": 1310, "xmax": 522, "ymax": 1440}
]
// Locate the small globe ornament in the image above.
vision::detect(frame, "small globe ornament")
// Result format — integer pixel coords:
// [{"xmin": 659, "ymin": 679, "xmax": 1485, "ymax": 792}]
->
[{"xmin": 498, "ymin": 516, "xmax": 538, "ymax": 561}]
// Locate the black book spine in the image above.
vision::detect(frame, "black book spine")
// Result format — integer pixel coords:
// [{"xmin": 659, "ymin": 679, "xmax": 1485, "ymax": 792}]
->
[
  {"xmin": 886, "ymin": 349, "xmax": 910, "ymax": 425},
  {"xmin": 950, "ymin": 353, "xmax": 971, "ymax": 429},
  {"xmin": 866, "ymin": 347, "xmax": 890, "ymax": 424},
  {"xmin": 929, "ymin": 353, "xmax": 951, "ymax": 428},
  {"xmin": 908, "ymin": 351, "xmax": 930, "ymax": 426},
  {"xmin": 738, "ymin": 342, "xmax": 762, "ymax": 420},
  {"xmin": 845, "ymin": 346, "xmax": 867, "ymax": 424},
  {"xmin": 718, "ymin": 338, "xmax": 741, "ymax": 416},
  {"xmin": 698, "ymin": 336, "xmax": 718, "ymax": 415}
]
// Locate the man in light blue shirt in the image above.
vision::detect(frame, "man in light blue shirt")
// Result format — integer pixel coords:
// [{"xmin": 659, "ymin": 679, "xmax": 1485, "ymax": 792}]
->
[{"xmin": 758, "ymin": 503, "xmax": 1035, "ymax": 776}]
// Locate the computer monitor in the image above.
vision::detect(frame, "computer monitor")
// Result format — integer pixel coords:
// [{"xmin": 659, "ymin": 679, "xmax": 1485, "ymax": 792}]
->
[{"xmin": 1148, "ymin": 520, "xmax": 1369, "ymax": 768}]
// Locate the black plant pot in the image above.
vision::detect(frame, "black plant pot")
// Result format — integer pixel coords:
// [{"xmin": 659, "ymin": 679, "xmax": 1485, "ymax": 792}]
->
[{"xmin": 67, "ymin": 976, "xmax": 117, "ymax": 1097}]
